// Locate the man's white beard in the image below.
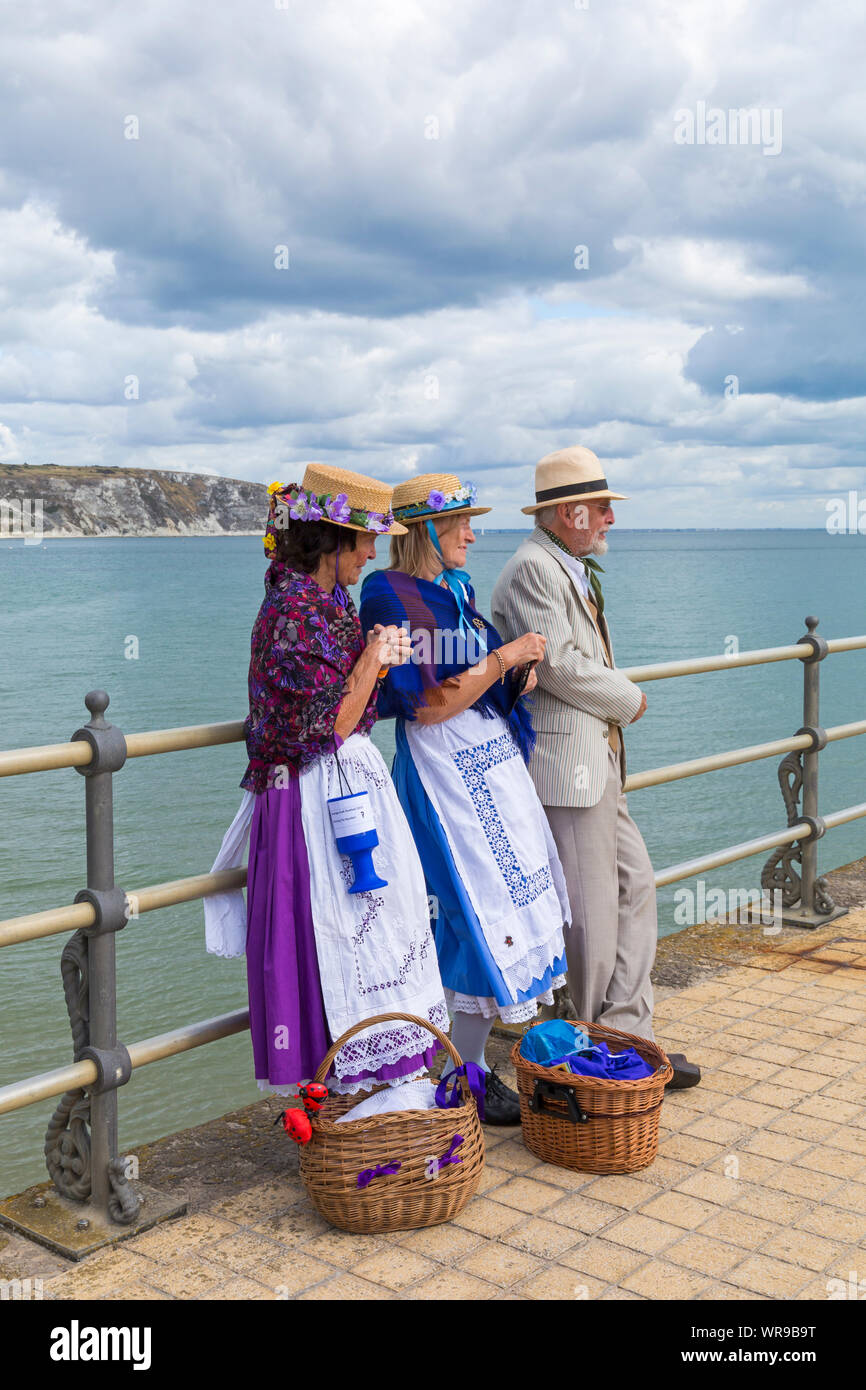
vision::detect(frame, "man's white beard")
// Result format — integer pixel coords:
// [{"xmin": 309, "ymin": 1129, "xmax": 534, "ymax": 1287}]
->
[{"xmin": 589, "ymin": 535, "xmax": 608, "ymax": 557}]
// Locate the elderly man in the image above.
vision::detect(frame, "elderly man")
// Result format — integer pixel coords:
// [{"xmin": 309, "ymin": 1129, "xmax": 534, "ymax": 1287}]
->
[{"xmin": 491, "ymin": 446, "xmax": 699, "ymax": 1088}]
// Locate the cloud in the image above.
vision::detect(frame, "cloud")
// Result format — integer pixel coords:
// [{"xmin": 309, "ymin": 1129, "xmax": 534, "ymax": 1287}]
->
[{"xmin": 0, "ymin": 0, "xmax": 864, "ymax": 523}]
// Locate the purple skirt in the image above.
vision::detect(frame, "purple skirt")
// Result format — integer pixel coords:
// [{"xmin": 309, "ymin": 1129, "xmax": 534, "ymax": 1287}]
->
[{"xmin": 245, "ymin": 785, "xmax": 440, "ymax": 1089}]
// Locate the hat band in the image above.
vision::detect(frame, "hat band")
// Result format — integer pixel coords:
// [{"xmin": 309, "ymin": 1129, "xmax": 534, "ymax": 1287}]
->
[
  {"xmin": 535, "ymin": 477, "xmax": 610, "ymax": 503},
  {"xmin": 394, "ymin": 481, "xmax": 478, "ymax": 522}
]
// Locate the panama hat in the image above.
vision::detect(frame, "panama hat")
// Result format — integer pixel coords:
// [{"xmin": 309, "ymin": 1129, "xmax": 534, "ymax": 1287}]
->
[
  {"xmin": 521, "ymin": 446, "xmax": 628, "ymax": 515},
  {"xmin": 391, "ymin": 472, "xmax": 491, "ymax": 524},
  {"xmin": 264, "ymin": 464, "xmax": 407, "ymax": 558}
]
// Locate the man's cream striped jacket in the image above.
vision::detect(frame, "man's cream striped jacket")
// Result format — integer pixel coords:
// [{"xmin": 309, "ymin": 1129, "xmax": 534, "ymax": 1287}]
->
[{"xmin": 490, "ymin": 528, "xmax": 643, "ymax": 809}]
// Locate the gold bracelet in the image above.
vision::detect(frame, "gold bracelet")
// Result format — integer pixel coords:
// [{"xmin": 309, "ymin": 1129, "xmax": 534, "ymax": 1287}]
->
[{"xmin": 492, "ymin": 649, "xmax": 506, "ymax": 684}]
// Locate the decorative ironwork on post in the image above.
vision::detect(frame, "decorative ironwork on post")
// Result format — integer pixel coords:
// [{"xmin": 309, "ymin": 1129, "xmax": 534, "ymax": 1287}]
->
[
  {"xmin": 43, "ymin": 690, "xmax": 140, "ymax": 1224},
  {"xmin": 761, "ymin": 618, "xmax": 847, "ymax": 929}
]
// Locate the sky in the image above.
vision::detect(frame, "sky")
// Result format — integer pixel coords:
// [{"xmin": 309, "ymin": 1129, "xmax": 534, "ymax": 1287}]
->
[{"xmin": 0, "ymin": 0, "xmax": 864, "ymax": 527}]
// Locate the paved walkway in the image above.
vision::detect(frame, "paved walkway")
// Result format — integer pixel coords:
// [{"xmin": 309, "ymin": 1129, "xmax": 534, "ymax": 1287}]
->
[{"xmin": 15, "ymin": 911, "xmax": 866, "ymax": 1301}]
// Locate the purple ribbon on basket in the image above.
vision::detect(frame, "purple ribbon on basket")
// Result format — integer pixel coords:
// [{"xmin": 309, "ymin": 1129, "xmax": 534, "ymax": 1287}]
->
[
  {"xmin": 436, "ymin": 1134, "xmax": 464, "ymax": 1170},
  {"xmin": 356, "ymin": 1160, "xmax": 402, "ymax": 1190},
  {"xmin": 434, "ymin": 1063, "xmax": 486, "ymax": 1122}
]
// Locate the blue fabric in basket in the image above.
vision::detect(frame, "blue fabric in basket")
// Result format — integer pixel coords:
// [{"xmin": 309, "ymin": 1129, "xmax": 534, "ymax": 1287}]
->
[
  {"xmin": 557, "ymin": 1042, "xmax": 654, "ymax": 1081},
  {"xmin": 519, "ymin": 1020, "xmax": 591, "ymax": 1065}
]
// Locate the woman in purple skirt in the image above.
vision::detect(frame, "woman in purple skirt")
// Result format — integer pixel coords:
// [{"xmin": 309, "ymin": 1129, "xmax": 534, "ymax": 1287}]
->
[{"xmin": 204, "ymin": 464, "xmax": 447, "ymax": 1094}]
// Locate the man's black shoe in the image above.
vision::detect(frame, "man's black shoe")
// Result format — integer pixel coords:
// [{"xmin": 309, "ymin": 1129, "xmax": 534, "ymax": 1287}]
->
[
  {"xmin": 483, "ymin": 1066, "xmax": 522, "ymax": 1125},
  {"xmin": 665, "ymin": 1052, "xmax": 701, "ymax": 1090}
]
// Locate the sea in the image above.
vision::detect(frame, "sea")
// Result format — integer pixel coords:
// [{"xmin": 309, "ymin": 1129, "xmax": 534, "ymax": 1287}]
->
[{"xmin": 1, "ymin": 529, "xmax": 864, "ymax": 1195}]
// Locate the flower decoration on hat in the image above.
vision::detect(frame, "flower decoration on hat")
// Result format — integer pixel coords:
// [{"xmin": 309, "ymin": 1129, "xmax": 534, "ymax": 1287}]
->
[
  {"xmin": 394, "ymin": 480, "xmax": 479, "ymax": 522},
  {"xmin": 325, "ymin": 492, "xmax": 351, "ymax": 524},
  {"xmin": 262, "ymin": 480, "xmax": 396, "ymax": 555}
]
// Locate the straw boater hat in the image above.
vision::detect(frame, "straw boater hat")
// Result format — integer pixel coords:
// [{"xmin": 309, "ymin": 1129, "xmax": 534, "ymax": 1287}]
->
[
  {"xmin": 391, "ymin": 472, "xmax": 491, "ymax": 524},
  {"xmin": 521, "ymin": 446, "xmax": 628, "ymax": 515},
  {"xmin": 264, "ymin": 464, "xmax": 407, "ymax": 555}
]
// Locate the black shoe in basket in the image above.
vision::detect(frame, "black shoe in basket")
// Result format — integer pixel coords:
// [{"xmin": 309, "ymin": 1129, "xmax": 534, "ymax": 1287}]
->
[{"xmin": 483, "ymin": 1066, "xmax": 522, "ymax": 1125}]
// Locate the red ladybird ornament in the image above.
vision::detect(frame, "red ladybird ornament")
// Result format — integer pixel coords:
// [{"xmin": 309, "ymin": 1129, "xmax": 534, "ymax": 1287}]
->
[
  {"xmin": 298, "ymin": 1082, "xmax": 329, "ymax": 1115},
  {"xmin": 277, "ymin": 1108, "xmax": 313, "ymax": 1144}
]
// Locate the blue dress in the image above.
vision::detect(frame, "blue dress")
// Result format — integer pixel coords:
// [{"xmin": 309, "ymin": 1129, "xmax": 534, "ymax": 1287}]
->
[{"xmin": 359, "ymin": 568, "xmax": 568, "ymax": 1020}]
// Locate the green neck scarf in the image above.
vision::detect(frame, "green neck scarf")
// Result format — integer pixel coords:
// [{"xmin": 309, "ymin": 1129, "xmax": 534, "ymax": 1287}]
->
[{"xmin": 538, "ymin": 525, "xmax": 605, "ymax": 616}]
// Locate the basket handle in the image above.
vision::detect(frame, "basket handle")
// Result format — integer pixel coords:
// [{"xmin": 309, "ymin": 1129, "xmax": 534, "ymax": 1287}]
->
[{"xmin": 314, "ymin": 1011, "xmax": 473, "ymax": 1103}]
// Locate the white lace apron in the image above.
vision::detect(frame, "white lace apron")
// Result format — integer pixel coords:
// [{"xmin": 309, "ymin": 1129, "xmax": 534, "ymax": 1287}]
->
[
  {"xmin": 298, "ymin": 733, "xmax": 448, "ymax": 1086},
  {"xmin": 404, "ymin": 706, "xmax": 570, "ymax": 1006},
  {"xmin": 204, "ymin": 734, "xmax": 447, "ymax": 1091}
]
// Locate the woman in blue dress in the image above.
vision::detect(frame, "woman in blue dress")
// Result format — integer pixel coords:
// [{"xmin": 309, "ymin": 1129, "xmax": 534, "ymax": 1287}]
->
[{"xmin": 359, "ymin": 473, "xmax": 570, "ymax": 1123}]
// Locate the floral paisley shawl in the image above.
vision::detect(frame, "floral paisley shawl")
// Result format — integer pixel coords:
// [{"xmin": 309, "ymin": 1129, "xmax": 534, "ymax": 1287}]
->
[{"xmin": 241, "ymin": 561, "xmax": 378, "ymax": 792}]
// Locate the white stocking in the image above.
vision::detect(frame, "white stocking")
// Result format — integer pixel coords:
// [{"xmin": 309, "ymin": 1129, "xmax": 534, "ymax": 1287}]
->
[{"xmin": 450, "ymin": 1011, "xmax": 495, "ymax": 1072}]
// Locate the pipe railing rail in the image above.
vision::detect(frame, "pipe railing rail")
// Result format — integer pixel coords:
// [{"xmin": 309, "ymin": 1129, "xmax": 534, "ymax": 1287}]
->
[{"xmin": 1, "ymin": 615, "xmax": 864, "ymax": 1244}]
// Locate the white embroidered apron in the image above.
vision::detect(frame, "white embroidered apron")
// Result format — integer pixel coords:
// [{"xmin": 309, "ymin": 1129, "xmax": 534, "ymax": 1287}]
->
[
  {"xmin": 405, "ymin": 707, "xmax": 570, "ymax": 1003},
  {"xmin": 204, "ymin": 734, "xmax": 447, "ymax": 1089},
  {"xmin": 298, "ymin": 733, "xmax": 447, "ymax": 1085}
]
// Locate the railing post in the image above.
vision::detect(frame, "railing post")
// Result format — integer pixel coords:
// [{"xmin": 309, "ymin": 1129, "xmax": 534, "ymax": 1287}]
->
[
  {"xmin": 761, "ymin": 617, "xmax": 846, "ymax": 928},
  {"xmin": 43, "ymin": 690, "xmax": 140, "ymax": 1226}
]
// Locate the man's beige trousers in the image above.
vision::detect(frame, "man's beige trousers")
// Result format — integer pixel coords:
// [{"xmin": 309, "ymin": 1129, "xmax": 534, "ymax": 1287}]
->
[{"xmin": 544, "ymin": 744, "xmax": 657, "ymax": 1040}]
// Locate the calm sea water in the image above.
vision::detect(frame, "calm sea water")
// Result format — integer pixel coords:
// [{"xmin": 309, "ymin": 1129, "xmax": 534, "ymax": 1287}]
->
[{"xmin": 1, "ymin": 529, "xmax": 864, "ymax": 1194}]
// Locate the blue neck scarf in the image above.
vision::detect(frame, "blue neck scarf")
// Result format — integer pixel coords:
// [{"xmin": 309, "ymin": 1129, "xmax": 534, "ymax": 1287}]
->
[{"xmin": 425, "ymin": 520, "xmax": 487, "ymax": 654}]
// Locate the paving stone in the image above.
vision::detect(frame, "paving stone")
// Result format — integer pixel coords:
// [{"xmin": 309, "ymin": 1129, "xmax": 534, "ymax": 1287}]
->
[
  {"xmin": 558, "ymin": 1237, "xmax": 648, "ymax": 1283},
  {"xmin": 409, "ymin": 1270, "xmax": 497, "ymax": 1300},
  {"xmin": 46, "ymin": 1252, "xmax": 157, "ymax": 1300},
  {"xmin": 297, "ymin": 1273, "xmax": 395, "ymax": 1300},
  {"xmin": 795, "ymin": 1095, "xmax": 861, "ymax": 1128},
  {"xmin": 697, "ymin": 1283, "xmax": 769, "ymax": 1300},
  {"xmin": 212, "ymin": 1182, "xmax": 305, "ymax": 1222},
  {"xmin": 658, "ymin": 1133, "xmax": 727, "ymax": 1166},
  {"xmin": 724, "ymin": 1253, "xmax": 812, "ymax": 1298},
  {"xmin": 760, "ymin": 1228, "xmax": 843, "ymax": 1272},
  {"xmin": 525, "ymin": 1163, "xmax": 597, "ymax": 1192},
  {"xmin": 631, "ymin": 1157, "xmax": 694, "ymax": 1187},
  {"xmin": 697, "ymin": 1210, "xmax": 781, "ymax": 1250},
  {"xmin": 397, "ymin": 1223, "xmax": 482, "ymax": 1262},
  {"xmin": 638, "ymin": 1191, "xmax": 718, "ymax": 1230},
  {"xmin": 457, "ymin": 1243, "xmax": 545, "ymax": 1287},
  {"xmin": 715, "ymin": 1097, "xmax": 786, "ymax": 1127},
  {"xmin": 622, "ymin": 1258, "xmax": 712, "ymax": 1300},
  {"xmin": 696, "ymin": 1071, "xmax": 754, "ymax": 1097},
  {"xmin": 664, "ymin": 1232, "xmax": 745, "ymax": 1278},
  {"xmin": 732, "ymin": 1187, "xmax": 813, "ymax": 1225},
  {"xmin": 136, "ymin": 1256, "xmax": 230, "ymax": 1298},
  {"xmin": 517, "ymin": 1266, "xmax": 608, "ymax": 1300},
  {"xmin": 204, "ymin": 1234, "xmax": 334, "ymax": 1293},
  {"xmin": 579, "ymin": 1174, "xmax": 664, "ymax": 1208},
  {"xmin": 830, "ymin": 1180, "xmax": 866, "ymax": 1215},
  {"xmin": 206, "ymin": 1277, "xmax": 275, "ymax": 1300},
  {"xmin": 673, "ymin": 1170, "xmax": 742, "ymax": 1206},
  {"xmin": 452, "ymin": 1197, "xmax": 523, "ymax": 1238},
  {"xmin": 543, "ymin": 1193, "xmax": 622, "ymax": 1234},
  {"xmin": 744, "ymin": 1081, "xmax": 812, "ymax": 1110},
  {"xmin": 99, "ymin": 1281, "xmax": 173, "ymax": 1300},
  {"xmin": 501, "ymin": 1216, "xmax": 582, "ymax": 1259},
  {"xmin": 603, "ymin": 1214, "xmax": 680, "ymax": 1255},
  {"xmin": 798, "ymin": 1205, "xmax": 866, "ymax": 1242},
  {"xmin": 489, "ymin": 1176, "xmax": 564, "ymax": 1214},
  {"xmin": 250, "ymin": 1205, "xmax": 332, "ymax": 1244},
  {"xmin": 485, "ymin": 1141, "xmax": 540, "ymax": 1173},
  {"xmin": 766, "ymin": 1112, "xmax": 838, "ymax": 1143},
  {"xmin": 352, "ymin": 1249, "xmax": 437, "ymax": 1290},
  {"xmin": 302, "ymin": 1229, "xmax": 386, "ymax": 1270},
  {"xmin": 740, "ymin": 1130, "xmax": 811, "ymax": 1162},
  {"xmin": 126, "ymin": 1213, "xmax": 240, "ymax": 1259},
  {"xmin": 824, "ymin": 1127, "xmax": 866, "ymax": 1156},
  {"xmin": 477, "ymin": 1164, "xmax": 511, "ymax": 1194}
]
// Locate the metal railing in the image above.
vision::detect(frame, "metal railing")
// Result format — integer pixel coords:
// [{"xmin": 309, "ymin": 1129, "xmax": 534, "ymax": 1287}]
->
[{"xmin": 1, "ymin": 615, "xmax": 865, "ymax": 1240}]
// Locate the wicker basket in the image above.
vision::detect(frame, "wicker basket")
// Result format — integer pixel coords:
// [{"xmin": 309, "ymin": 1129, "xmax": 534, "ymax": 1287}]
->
[
  {"xmin": 511, "ymin": 1019, "xmax": 673, "ymax": 1174},
  {"xmin": 298, "ymin": 1011, "xmax": 485, "ymax": 1234}
]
